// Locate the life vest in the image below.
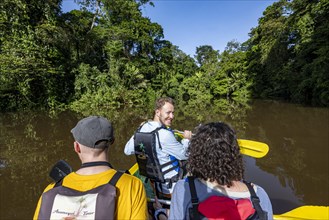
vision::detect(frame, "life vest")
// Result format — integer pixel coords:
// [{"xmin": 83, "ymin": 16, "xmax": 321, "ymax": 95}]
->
[
  {"xmin": 188, "ymin": 177, "xmax": 268, "ymax": 220},
  {"xmin": 133, "ymin": 124, "xmax": 184, "ymax": 188},
  {"xmin": 38, "ymin": 162, "xmax": 123, "ymax": 220}
]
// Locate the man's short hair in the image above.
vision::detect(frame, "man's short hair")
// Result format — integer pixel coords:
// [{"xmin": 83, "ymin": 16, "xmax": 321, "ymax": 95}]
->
[{"xmin": 154, "ymin": 97, "xmax": 175, "ymax": 111}]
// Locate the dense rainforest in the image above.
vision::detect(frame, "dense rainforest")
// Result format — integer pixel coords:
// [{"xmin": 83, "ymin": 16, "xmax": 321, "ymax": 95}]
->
[{"xmin": 1, "ymin": 0, "xmax": 328, "ymax": 113}]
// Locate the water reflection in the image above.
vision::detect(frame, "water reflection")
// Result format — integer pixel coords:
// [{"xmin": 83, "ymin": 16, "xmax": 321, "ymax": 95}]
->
[
  {"xmin": 244, "ymin": 100, "xmax": 329, "ymax": 211},
  {"xmin": 244, "ymin": 156, "xmax": 302, "ymax": 214},
  {"xmin": 0, "ymin": 100, "xmax": 328, "ymax": 219}
]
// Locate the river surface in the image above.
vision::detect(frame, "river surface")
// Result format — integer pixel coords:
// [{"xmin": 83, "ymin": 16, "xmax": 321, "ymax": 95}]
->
[{"xmin": 0, "ymin": 99, "xmax": 328, "ymax": 219}]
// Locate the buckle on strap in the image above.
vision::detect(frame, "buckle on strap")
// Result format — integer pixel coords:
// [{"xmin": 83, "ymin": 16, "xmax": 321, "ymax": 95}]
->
[
  {"xmin": 167, "ymin": 181, "xmax": 172, "ymax": 189},
  {"xmin": 251, "ymin": 195, "xmax": 260, "ymax": 203}
]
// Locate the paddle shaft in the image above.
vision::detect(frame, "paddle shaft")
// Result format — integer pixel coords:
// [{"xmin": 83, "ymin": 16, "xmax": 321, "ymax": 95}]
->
[
  {"xmin": 173, "ymin": 130, "xmax": 194, "ymax": 136},
  {"xmin": 49, "ymin": 160, "xmax": 72, "ymax": 182},
  {"xmin": 149, "ymin": 198, "xmax": 171, "ymax": 205}
]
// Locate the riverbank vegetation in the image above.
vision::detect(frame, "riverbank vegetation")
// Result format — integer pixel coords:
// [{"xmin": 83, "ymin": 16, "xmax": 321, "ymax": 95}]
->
[{"xmin": 1, "ymin": 0, "xmax": 328, "ymax": 112}]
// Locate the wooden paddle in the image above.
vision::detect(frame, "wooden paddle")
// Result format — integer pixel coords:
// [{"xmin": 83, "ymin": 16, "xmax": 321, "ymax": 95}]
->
[{"xmin": 174, "ymin": 130, "xmax": 269, "ymax": 158}]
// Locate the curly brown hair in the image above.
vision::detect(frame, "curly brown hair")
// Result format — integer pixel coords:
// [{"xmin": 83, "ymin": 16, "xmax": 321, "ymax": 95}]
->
[{"xmin": 187, "ymin": 122, "xmax": 244, "ymax": 187}]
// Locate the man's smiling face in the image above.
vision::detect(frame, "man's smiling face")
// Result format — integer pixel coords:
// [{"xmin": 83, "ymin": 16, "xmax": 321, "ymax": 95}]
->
[{"xmin": 156, "ymin": 102, "xmax": 174, "ymax": 127}]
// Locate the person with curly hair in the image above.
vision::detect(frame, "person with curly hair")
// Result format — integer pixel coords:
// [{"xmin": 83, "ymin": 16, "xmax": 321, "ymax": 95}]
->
[{"xmin": 168, "ymin": 122, "xmax": 273, "ymax": 219}]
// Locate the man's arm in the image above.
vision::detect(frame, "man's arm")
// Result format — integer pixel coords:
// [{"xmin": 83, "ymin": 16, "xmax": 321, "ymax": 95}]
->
[{"xmin": 159, "ymin": 130, "xmax": 189, "ymax": 160}]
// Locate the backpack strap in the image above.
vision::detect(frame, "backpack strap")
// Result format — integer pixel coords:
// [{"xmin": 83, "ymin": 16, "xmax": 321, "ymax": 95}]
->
[
  {"xmin": 135, "ymin": 123, "xmax": 164, "ymax": 148},
  {"xmin": 109, "ymin": 171, "xmax": 124, "ymax": 186},
  {"xmin": 152, "ymin": 126, "xmax": 183, "ymax": 184},
  {"xmin": 54, "ymin": 178, "xmax": 64, "ymax": 187},
  {"xmin": 136, "ymin": 121, "xmax": 147, "ymax": 132},
  {"xmin": 153, "ymin": 126, "xmax": 164, "ymax": 150},
  {"xmin": 187, "ymin": 176, "xmax": 202, "ymax": 219},
  {"xmin": 244, "ymin": 180, "xmax": 268, "ymax": 220}
]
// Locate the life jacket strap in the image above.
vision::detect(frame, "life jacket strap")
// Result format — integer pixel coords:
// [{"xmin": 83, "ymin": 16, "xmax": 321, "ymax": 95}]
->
[
  {"xmin": 187, "ymin": 176, "xmax": 202, "ymax": 219},
  {"xmin": 243, "ymin": 180, "xmax": 268, "ymax": 220}
]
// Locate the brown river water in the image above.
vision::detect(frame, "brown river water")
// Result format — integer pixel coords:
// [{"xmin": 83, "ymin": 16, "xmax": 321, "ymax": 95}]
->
[{"xmin": 0, "ymin": 100, "xmax": 328, "ymax": 219}]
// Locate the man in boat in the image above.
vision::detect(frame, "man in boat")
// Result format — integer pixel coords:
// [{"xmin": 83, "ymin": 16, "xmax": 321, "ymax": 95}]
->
[
  {"xmin": 124, "ymin": 97, "xmax": 192, "ymax": 198},
  {"xmin": 34, "ymin": 116, "xmax": 148, "ymax": 219}
]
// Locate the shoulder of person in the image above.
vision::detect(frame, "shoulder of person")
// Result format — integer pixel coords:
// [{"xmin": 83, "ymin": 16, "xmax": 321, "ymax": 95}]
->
[
  {"xmin": 246, "ymin": 182, "xmax": 272, "ymax": 200},
  {"xmin": 140, "ymin": 121, "xmax": 161, "ymax": 130},
  {"xmin": 43, "ymin": 182, "xmax": 56, "ymax": 193},
  {"xmin": 173, "ymin": 178, "xmax": 190, "ymax": 191},
  {"xmin": 118, "ymin": 172, "xmax": 144, "ymax": 185},
  {"xmin": 159, "ymin": 128, "xmax": 174, "ymax": 134},
  {"xmin": 253, "ymin": 184, "xmax": 270, "ymax": 196}
]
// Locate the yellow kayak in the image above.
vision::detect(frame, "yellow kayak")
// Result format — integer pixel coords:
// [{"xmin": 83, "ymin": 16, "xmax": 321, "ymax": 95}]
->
[
  {"xmin": 129, "ymin": 163, "xmax": 329, "ymax": 220},
  {"xmin": 273, "ymin": 206, "xmax": 329, "ymax": 219}
]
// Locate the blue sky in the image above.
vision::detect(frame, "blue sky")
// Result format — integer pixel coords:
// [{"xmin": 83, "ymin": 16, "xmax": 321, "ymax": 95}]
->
[{"xmin": 62, "ymin": 0, "xmax": 277, "ymax": 56}]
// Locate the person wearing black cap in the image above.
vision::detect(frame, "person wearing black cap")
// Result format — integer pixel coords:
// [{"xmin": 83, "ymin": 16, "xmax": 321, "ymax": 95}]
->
[{"xmin": 33, "ymin": 116, "xmax": 148, "ymax": 219}]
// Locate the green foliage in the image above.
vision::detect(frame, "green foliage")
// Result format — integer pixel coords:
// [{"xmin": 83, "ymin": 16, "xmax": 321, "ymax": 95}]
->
[
  {"xmin": 0, "ymin": 0, "xmax": 74, "ymax": 111},
  {"xmin": 178, "ymin": 71, "xmax": 213, "ymax": 105},
  {"xmin": 212, "ymin": 44, "xmax": 250, "ymax": 100},
  {"xmin": 195, "ymin": 45, "xmax": 219, "ymax": 66},
  {"xmin": 70, "ymin": 63, "xmax": 122, "ymax": 109},
  {"xmin": 247, "ymin": 0, "xmax": 329, "ymax": 106},
  {"xmin": 1, "ymin": 0, "xmax": 327, "ymax": 112}
]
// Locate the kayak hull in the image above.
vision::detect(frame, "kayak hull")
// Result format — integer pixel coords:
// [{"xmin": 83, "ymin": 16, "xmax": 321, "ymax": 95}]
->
[{"xmin": 129, "ymin": 163, "xmax": 329, "ymax": 220}]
